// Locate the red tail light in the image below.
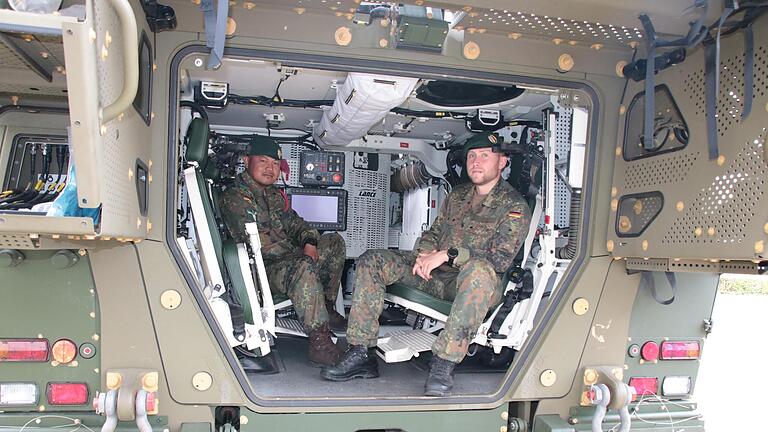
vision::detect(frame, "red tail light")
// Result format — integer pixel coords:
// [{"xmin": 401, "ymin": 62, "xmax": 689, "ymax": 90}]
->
[
  {"xmin": 640, "ymin": 341, "xmax": 659, "ymax": 361},
  {"xmin": 0, "ymin": 339, "xmax": 49, "ymax": 362},
  {"xmin": 660, "ymin": 341, "xmax": 700, "ymax": 360},
  {"xmin": 629, "ymin": 377, "xmax": 658, "ymax": 401},
  {"xmin": 47, "ymin": 383, "xmax": 89, "ymax": 405}
]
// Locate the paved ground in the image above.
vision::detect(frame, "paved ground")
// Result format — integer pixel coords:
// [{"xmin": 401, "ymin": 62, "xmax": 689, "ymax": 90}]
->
[{"xmin": 696, "ymin": 293, "xmax": 768, "ymax": 431}]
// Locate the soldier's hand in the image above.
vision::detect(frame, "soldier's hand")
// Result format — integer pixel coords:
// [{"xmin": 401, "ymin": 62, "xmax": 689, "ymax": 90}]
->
[
  {"xmin": 413, "ymin": 250, "xmax": 448, "ymax": 281},
  {"xmin": 304, "ymin": 244, "xmax": 319, "ymax": 262}
]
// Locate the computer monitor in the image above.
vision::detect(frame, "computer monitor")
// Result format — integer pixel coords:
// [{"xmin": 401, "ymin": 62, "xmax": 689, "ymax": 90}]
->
[{"xmin": 285, "ymin": 187, "xmax": 347, "ymax": 231}]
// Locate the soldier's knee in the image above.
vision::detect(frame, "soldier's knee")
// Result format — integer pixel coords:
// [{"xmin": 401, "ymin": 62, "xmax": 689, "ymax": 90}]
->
[
  {"xmin": 357, "ymin": 249, "xmax": 386, "ymax": 267},
  {"xmin": 295, "ymin": 255, "xmax": 320, "ymax": 275},
  {"xmin": 322, "ymin": 232, "xmax": 346, "ymax": 254},
  {"xmin": 462, "ymin": 258, "xmax": 496, "ymax": 277}
]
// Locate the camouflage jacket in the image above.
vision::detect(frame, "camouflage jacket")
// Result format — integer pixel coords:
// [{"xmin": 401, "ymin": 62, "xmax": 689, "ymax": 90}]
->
[
  {"xmin": 219, "ymin": 172, "xmax": 319, "ymax": 262},
  {"xmin": 416, "ymin": 180, "xmax": 531, "ymax": 273}
]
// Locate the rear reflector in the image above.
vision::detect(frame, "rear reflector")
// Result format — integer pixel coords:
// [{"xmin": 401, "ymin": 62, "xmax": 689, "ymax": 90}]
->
[
  {"xmin": 51, "ymin": 339, "xmax": 77, "ymax": 364},
  {"xmin": 0, "ymin": 383, "xmax": 38, "ymax": 406},
  {"xmin": 0, "ymin": 339, "xmax": 48, "ymax": 362},
  {"xmin": 628, "ymin": 377, "xmax": 658, "ymax": 401},
  {"xmin": 660, "ymin": 341, "xmax": 701, "ymax": 360},
  {"xmin": 47, "ymin": 383, "xmax": 89, "ymax": 405},
  {"xmin": 662, "ymin": 376, "xmax": 692, "ymax": 397}
]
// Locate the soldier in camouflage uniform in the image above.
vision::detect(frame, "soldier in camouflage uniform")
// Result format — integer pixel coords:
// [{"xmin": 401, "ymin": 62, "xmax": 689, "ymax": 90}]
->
[
  {"xmin": 321, "ymin": 132, "xmax": 531, "ymax": 396},
  {"xmin": 219, "ymin": 136, "xmax": 345, "ymax": 366}
]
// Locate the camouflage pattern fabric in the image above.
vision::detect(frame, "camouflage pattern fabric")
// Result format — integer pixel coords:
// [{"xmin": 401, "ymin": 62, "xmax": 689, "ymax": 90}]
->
[
  {"xmin": 346, "ymin": 180, "xmax": 530, "ymax": 362},
  {"xmin": 415, "ymin": 181, "xmax": 531, "ymax": 272},
  {"xmin": 219, "ymin": 172, "xmax": 319, "ymax": 261},
  {"xmin": 219, "ymin": 172, "xmax": 346, "ymax": 330}
]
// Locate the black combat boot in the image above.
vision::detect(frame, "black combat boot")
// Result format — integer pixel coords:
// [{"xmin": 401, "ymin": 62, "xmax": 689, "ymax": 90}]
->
[
  {"xmin": 307, "ymin": 323, "xmax": 344, "ymax": 366},
  {"xmin": 325, "ymin": 300, "xmax": 348, "ymax": 333},
  {"xmin": 424, "ymin": 356, "xmax": 458, "ymax": 396},
  {"xmin": 320, "ymin": 345, "xmax": 379, "ymax": 381}
]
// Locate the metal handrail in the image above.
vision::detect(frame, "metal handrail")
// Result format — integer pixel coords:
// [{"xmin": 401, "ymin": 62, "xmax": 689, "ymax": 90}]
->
[{"xmin": 100, "ymin": 0, "xmax": 139, "ymax": 124}]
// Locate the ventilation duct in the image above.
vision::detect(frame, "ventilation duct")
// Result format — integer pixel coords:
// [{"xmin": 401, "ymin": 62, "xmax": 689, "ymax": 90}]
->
[{"xmin": 313, "ymin": 73, "xmax": 419, "ymax": 147}]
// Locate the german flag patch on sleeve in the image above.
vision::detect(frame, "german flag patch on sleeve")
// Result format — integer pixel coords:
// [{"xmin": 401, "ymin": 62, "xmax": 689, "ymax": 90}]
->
[{"xmin": 508, "ymin": 211, "xmax": 523, "ymax": 219}]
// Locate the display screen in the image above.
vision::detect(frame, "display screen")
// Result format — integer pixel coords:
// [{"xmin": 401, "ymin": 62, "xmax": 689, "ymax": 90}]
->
[{"xmin": 291, "ymin": 195, "xmax": 339, "ymax": 224}]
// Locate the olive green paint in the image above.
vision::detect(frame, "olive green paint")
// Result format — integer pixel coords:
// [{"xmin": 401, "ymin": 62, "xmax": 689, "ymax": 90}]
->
[
  {"xmin": 238, "ymin": 405, "xmax": 509, "ymax": 432},
  {"xmin": 0, "ymin": 249, "xmax": 100, "ymax": 412}
]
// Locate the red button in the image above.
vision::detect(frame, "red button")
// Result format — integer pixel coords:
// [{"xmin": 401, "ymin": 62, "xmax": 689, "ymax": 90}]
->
[{"xmin": 332, "ymin": 173, "xmax": 342, "ymax": 183}]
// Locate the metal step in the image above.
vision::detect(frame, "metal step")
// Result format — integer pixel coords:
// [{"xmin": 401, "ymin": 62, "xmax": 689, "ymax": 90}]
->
[
  {"xmin": 275, "ymin": 317, "xmax": 306, "ymax": 337},
  {"xmin": 376, "ymin": 330, "xmax": 437, "ymax": 363}
]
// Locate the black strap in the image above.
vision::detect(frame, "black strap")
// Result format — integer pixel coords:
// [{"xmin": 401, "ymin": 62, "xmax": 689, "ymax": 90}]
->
[
  {"xmin": 488, "ymin": 268, "xmax": 533, "ymax": 337},
  {"xmin": 639, "ymin": 14, "xmax": 657, "ymax": 152},
  {"xmin": 704, "ymin": 40, "xmax": 720, "ymax": 160},
  {"xmin": 742, "ymin": 22, "xmax": 754, "ymax": 120},
  {"xmin": 640, "ymin": 271, "xmax": 677, "ymax": 305}
]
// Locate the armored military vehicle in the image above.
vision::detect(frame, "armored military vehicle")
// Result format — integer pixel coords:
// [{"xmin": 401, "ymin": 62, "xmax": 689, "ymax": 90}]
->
[{"xmin": 1, "ymin": 1, "xmax": 766, "ymax": 431}]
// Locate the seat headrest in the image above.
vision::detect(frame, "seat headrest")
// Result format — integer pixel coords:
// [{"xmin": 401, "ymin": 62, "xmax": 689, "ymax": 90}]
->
[
  {"xmin": 202, "ymin": 160, "xmax": 220, "ymax": 180},
  {"xmin": 185, "ymin": 117, "xmax": 210, "ymax": 164}
]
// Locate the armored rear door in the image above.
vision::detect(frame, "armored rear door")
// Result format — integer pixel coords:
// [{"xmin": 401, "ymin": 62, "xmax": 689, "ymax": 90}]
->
[{"xmin": 607, "ymin": 11, "xmax": 768, "ymax": 273}]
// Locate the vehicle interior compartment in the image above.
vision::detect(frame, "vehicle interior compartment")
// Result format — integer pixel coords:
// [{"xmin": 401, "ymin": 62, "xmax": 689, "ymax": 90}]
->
[{"xmin": 173, "ymin": 54, "xmax": 590, "ymax": 399}]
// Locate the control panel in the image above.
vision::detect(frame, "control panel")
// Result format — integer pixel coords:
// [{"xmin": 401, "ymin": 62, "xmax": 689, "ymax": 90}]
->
[{"xmin": 299, "ymin": 151, "xmax": 345, "ymax": 187}]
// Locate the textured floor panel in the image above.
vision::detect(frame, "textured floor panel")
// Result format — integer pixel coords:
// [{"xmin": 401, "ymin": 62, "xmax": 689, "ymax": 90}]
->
[{"xmin": 247, "ymin": 337, "xmax": 505, "ymax": 398}]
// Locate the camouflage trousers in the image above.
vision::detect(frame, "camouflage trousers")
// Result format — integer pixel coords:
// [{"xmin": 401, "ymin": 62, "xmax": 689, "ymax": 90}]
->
[
  {"xmin": 266, "ymin": 233, "xmax": 345, "ymax": 330},
  {"xmin": 346, "ymin": 249, "xmax": 501, "ymax": 363}
]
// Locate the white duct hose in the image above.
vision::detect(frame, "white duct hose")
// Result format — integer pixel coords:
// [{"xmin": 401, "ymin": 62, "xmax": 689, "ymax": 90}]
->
[{"xmin": 314, "ymin": 73, "xmax": 419, "ymax": 146}]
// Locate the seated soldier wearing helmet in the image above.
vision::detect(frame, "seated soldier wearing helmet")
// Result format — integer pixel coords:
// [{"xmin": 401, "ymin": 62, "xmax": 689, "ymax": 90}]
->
[
  {"xmin": 219, "ymin": 136, "xmax": 346, "ymax": 366},
  {"xmin": 321, "ymin": 132, "xmax": 531, "ymax": 396}
]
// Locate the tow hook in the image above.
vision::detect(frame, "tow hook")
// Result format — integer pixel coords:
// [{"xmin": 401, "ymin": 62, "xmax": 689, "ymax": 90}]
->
[
  {"xmin": 93, "ymin": 389, "xmax": 157, "ymax": 432},
  {"xmin": 93, "ymin": 371, "xmax": 159, "ymax": 432},
  {"xmin": 93, "ymin": 390, "xmax": 118, "ymax": 432},
  {"xmin": 582, "ymin": 367, "xmax": 635, "ymax": 432}
]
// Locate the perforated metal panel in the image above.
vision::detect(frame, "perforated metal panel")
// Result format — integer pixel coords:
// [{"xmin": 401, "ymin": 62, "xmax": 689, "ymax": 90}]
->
[
  {"xmin": 554, "ymin": 105, "xmax": 572, "ymax": 227},
  {"xmin": 609, "ymin": 15, "xmax": 768, "ymax": 261},
  {"xmin": 91, "ymin": 1, "xmax": 153, "ymax": 238},
  {"xmin": 280, "ymin": 143, "xmax": 303, "ymax": 188},
  {"xmin": 340, "ymin": 152, "xmax": 390, "ymax": 258},
  {"xmin": 686, "ymin": 45, "xmax": 768, "ymax": 134},
  {"xmin": 623, "ymin": 152, "xmax": 700, "ymax": 189},
  {"xmin": 456, "ymin": 10, "xmax": 643, "ymax": 48},
  {"xmin": 664, "ymin": 129, "xmax": 766, "ymax": 246},
  {"xmin": 0, "ymin": 233, "xmax": 36, "ymax": 249}
]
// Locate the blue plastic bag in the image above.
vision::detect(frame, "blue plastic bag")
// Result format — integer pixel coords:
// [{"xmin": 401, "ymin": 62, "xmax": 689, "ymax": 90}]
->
[{"xmin": 47, "ymin": 162, "xmax": 101, "ymax": 224}]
